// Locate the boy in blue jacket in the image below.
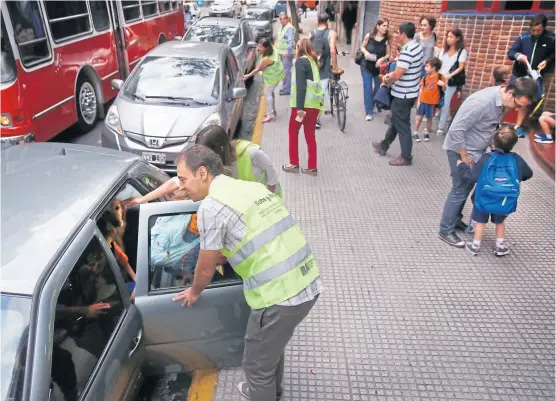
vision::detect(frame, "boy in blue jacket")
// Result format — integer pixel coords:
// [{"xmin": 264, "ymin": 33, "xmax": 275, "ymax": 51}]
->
[{"xmin": 456, "ymin": 125, "xmax": 533, "ymax": 256}]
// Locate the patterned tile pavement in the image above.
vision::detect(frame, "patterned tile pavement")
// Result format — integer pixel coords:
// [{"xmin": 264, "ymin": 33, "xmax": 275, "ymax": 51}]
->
[{"xmin": 214, "ymin": 16, "xmax": 555, "ymax": 401}]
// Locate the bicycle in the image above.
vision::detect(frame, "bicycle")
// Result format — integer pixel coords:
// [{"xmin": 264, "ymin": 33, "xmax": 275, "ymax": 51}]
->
[{"xmin": 324, "ymin": 52, "xmax": 349, "ymax": 132}]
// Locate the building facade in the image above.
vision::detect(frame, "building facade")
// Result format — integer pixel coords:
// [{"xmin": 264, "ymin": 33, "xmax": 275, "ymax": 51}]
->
[{"xmin": 324, "ymin": 0, "xmax": 555, "ymax": 112}]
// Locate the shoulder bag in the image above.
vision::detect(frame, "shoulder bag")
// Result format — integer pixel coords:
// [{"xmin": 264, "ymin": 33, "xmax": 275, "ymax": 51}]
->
[{"xmin": 447, "ymin": 48, "xmax": 466, "ymax": 87}]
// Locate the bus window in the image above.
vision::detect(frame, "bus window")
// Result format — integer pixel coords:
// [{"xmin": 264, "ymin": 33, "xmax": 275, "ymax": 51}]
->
[
  {"xmin": 159, "ymin": 0, "xmax": 172, "ymax": 13},
  {"xmin": 89, "ymin": 0, "xmax": 110, "ymax": 32},
  {"xmin": 141, "ymin": 0, "xmax": 159, "ymax": 18},
  {"xmin": 1, "ymin": 14, "xmax": 17, "ymax": 84},
  {"xmin": 44, "ymin": 2, "xmax": 92, "ymax": 42},
  {"xmin": 123, "ymin": 1, "xmax": 142, "ymax": 23},
  {"xmin": 5, "ymin": 1, "xmax": 51, "ymax": 68}
]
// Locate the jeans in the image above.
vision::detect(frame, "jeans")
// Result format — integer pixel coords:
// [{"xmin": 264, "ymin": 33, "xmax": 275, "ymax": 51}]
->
[
  {"xmin": 439, "ymin": 150, "xmax": 476, "ymax": 235},
  {"xmin": 438, "ymin": 85, "xmax": 458, "ymax": 132},
  {"xmin": 361, "ymin": 68, "xmax": 380, "ymax": 116},
  {"xmin": 288, "ymin": 107, "xmax": 319, "ymax": 169},
  {"xmin": 281, "ymin": 54, "xmax": 294, "ymax": 92},
  {"xmin": 380, "ymin": 97, "xmax": 416, "ymax": 160},
  {"xmin": 264, "ymin": 82, "xmax": 279, "ymax": 115}
]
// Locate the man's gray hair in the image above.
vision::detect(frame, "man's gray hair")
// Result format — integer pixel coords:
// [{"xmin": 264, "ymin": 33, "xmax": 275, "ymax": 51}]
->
[
  {"xmin": 177, "ymin": 144, "xmax": 223, "ymax": 177},
  {"xmin": 279, "ymin": 12, "xmax": 287, "ymax": 18}
]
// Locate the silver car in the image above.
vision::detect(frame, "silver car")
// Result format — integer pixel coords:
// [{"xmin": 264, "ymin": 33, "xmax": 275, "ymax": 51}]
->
[
  {"xmin": 1, "ymin": 142, "xmax": 250, "ymax": 401},
  {"xmin": 183, "ymin": 16, "xmax": 257, "ymax": 77},
  {"xmin": 243, "ymin": 6, "xmax": 273, "ymax": 41},
  {"xmin": 208, "ymin": 0, "xmax": 241, "ymax": 17},
  {"xmin": 101, "ymin": 41, "xmax": 247, "ymax": 174}
]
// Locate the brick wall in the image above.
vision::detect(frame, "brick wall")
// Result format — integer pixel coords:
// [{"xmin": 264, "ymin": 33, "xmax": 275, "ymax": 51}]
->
[{"xmin": 378, "ymin": 0, "xmax": 555, "ymax": 112}]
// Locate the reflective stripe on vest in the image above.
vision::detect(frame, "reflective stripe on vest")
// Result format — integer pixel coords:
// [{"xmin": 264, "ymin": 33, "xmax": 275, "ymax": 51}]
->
[
  {"xmin": 235, "ymin": 139, "xmax": 283, "ymax": 198},
  {"xmin": 290, "ymin": 56, "xmax": 324, "ymax": 110},
  {"xmin": 207, "ymin": 176, "xmax": 319, "ymax": 309},
  {"xmin": 261, "ymin": 52, "xmax": 285, "ymax": 85},
  {"xmin": 277, "ymin": 23, "xmax": 294, "ymax": 55}
]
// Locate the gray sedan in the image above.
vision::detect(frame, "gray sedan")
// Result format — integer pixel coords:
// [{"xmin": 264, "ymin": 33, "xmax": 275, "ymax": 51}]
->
[
  {"xmin": 1, "ymin": 142, "xmax": 250, "ymax": 401},
  {"xmin": 100, "ymin": 41, "xmax": 247, "ymax": 173}
]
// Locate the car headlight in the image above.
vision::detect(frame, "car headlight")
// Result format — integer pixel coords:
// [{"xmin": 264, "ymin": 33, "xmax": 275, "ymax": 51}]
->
[
  {"xmin": 265, "ymin": 26, "xmax": 272, "ymax": 32},
  {"xmin": 105, "ymin": 105, "xmax": 124, "ymax": 137},
  {"xmin": 191, "ymin": 113, "xmax": 222, "ymax": 140}
]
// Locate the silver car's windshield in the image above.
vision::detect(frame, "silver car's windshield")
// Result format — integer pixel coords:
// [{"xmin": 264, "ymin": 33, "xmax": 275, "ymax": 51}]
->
[
  {"xmin": 1, "ymin": 295, "xmax": 31, "ymax": 401},
  {"xmin": 123, "ymin": 56, "xmax": 219, "ymax": 105},
  {"xmin": 185, "ymin": 25, "xmax": 241, "ymax": 47},
  {"xmin": 244, "ymin": 9, "xmax": 271, "ymax": 20}
]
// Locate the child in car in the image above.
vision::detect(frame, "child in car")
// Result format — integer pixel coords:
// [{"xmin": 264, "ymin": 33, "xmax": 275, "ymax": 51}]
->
[{"xmin": 456, "ymin": 125, "xmax": 533, "ymax": 256}]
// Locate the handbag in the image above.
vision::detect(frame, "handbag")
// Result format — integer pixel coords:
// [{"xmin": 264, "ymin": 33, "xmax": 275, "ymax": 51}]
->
[
  {"xmin": 355, "ymin": 50, "xmax": 364, "ymax": 65},
  {"xmin": 447, "ymin": 49, "xmax": 466, "ymax": 87}
]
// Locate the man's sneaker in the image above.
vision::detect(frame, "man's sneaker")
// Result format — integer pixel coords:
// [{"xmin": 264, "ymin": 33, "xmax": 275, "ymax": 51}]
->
[
  {"xmin": 365, "ymin": 115, "xmax": 373, "ymax": 121},
  {"xmin": 516, "ymin": 126, "xmax": 527, "ymax": 138},
  {"xmin": 436, "ymin": 129, "xmax": 443, "ymax": 136},
  {"xmin": 535, "ymin": 134, "xmax": 554, "ymax": 144},
  {"xmin": 236, "ymin": 382, "xmax": 282, "ymax": 401},
  {"xmin": 494, "ymin": 244, "xmax": 510, "ymax": 257},
  {"xmin": 412, "ymin": 133, "xmax": 421, "ymax": 142},
  {"xmin": 423, "ymin": 133, "xmax": 431, "ymax": 142},
  {"xmin": 466, "ymin": 242, "xmax": 480, "ymax": 256},
  {"xmin": 316, "ymin": 120, "xmax": 322, "ymax": 129},
  {"xmin": 438, "ymin": 232, "xmax": 465, "ymax": 248}
]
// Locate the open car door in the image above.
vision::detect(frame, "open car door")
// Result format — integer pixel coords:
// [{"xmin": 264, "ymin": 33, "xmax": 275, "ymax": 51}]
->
[{"xmin": 134, "ymin": 200, "xmax": 250, "ymax": 374}]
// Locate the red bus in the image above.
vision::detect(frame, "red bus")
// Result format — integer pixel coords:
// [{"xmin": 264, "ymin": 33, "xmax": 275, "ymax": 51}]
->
[{"xmin": 0, "ymin": 0, "xmax": 185, "ymax": 148}]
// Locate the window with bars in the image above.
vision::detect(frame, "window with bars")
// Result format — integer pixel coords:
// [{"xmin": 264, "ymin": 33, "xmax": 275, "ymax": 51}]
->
[
  {"xmin": 44, "ymin": 1, "xmax": 92, "ymax": 42},
  {"xmin": 123, "ymin": 0, "xmax": 142, "ymax": 22}
]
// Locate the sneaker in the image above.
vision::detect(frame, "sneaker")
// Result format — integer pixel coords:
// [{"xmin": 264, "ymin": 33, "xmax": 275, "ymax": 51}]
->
[
  {"xmin": 365, "ymin": 115, "xmax": 373, "ymax": 121},
  {"xmin": 316, "ymin": 120, "xmax": 322, "ymax": 129},
  {"xmin": 494, "ymin": 244, "xmax": 510, "ymax": 257},
  {"xmin": 423, "ymin": 133, "xmax": 431, "ymax": 142},
  {"xmin": 466, "ymin": 242, "xmax": 480, "ymax": 256},
  {"xmin": 282, "ymin": 164, "xmax": 299, "ymax": 173},
  {"xmin": 301, "ymin": 168, "xmax": 318, "ymax": 176},
  {"xmin": 516, "ymin": 126, "xmax": 527, "ymax": 138},
  {"xmin": 535, "ymin": 134, "xmax": 554, "ymax": 144},
  {"xmin": 438, "ymin": 232, "xmax": 465, "ymax": 248},
  {"xmin": 412, "ymin": 133, "xmax": 421, "ymax": 142},
  {"xmin": 436, "ymin": 129, "xmax": 443, "ymax": 136},
  {"xmin": 237, "ymin": 382, "xmax": 250, "ymax": 399}
]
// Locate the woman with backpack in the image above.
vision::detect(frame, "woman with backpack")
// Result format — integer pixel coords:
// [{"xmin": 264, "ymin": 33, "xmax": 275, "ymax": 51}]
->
[
  {"xmin": 415, "ymin": 16, "xmax": 438, "ymax": 76},
  {"xmin": 437, "ymin": 28, "xmax": 468, "ymax": 136},
  {"xmin": 359, "ymin": 19, "xmax": 391, "ymax": 122},
  {"xmin": 244, "ymin": 38, "xmax": 285, "ymax": 123}
]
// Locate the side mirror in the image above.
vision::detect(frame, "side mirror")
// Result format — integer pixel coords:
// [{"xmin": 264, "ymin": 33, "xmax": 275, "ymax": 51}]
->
[
  {"xmin": 247, "ymin": 41, "xmax": 257, "ymax": 48},
  {"xmin": 111, "ymin": 79, "xmax": 124, "ymax": 91},
  {"xmin": 232, "ymin": 87, "xmax": 248, "ymax": 99},
  {"xmin": 173, "ymin": 35, "xmax": 183, "ymax": 41}
]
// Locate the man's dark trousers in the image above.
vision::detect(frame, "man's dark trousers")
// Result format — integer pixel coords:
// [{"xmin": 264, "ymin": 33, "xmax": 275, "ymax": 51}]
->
[
  {"xmin": 438, "ymin": 150, "xmax": 476, "ymax": 235},
  {"xmin": 345, "ymin": 24, "xmax": 353, "ymax": 44},
  {"xmin": 380, "ymin": 97, "xmax": 416, "ymax": 160}
]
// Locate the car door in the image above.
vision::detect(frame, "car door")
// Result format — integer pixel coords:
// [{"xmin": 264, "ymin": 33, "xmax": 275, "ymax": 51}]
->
[
  {"xmin": 29, "ymin": 220, "xmax": 144, "ymax": 401},
  {"xmin": 241, "ymin": 21, "xmax": 257, "ymax": 72},
  {"xmin": 227, "ymin": 51, "xmax": 245, "ymax": 134},
  {"xmin": 134, "ymin": 200, "xmax": 250, "ymax": 373}
]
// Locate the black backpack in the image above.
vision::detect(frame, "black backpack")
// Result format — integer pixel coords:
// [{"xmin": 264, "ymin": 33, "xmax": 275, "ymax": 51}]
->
[{"xmin": 311, "ymin": 29, "xmax": 330, "ymax": 70}]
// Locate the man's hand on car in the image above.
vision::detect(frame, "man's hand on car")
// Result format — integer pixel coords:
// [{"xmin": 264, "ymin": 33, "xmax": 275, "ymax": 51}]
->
[{"xmin": 173, "ymin": 287, "xmax": 201, "ymax": 307}]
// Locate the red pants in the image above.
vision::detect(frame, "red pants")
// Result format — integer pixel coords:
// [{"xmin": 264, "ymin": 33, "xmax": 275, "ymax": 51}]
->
[{"xmin": 288, "ymin": 107, "xmax": 319, "ymax": 169}]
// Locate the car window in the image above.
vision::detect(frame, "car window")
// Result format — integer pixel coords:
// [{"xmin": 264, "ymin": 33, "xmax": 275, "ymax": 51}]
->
[
  {"xmin": 223, "ymin": 62, "xmax": 232, "ymax": 97},
  {"xmin": 230, "ymin": 26, "xmax": 241, "ymax": 48},
  {"xmin": 123, "ymin": 56, "xmax": 219, "ymax": 105},
  {"xmin": 89, "ymin": 0, "xmax": 110, "ymax": 31},
  {"xmin": 228, "ymin": 53, "xmax": 238, "ymax": 77},
  {"xmin": 44, "ymin": 1, "xmax": 92, "ymax": 42},
  {"xmin": 241, "ymin": 21, "xmax": 253, "ymax": 42},
  {"xmin": 148, "ymin": 212, "xmax": 240, "ymax": 291},
  {"xmin": 1, "ymin": 295, "xmax": 31, "ymax": 401},
  {"xmin": 185, "ymin": 24, "xmax": 237, "ymax": 45},
  {"xmin": 49, "ymin": 238, "xmax": 125, "ymax": 401},
  {"xmin": 1, "ymin": 14, "xmax": 17, "ymax": 84}
]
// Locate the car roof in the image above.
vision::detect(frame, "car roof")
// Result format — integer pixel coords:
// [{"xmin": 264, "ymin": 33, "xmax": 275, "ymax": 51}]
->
[
  {"xmin": 1, "ymin": 143, "xmax": 140, "ymax": 296},
  {"xmin": 194, "ymin": 16, "xmax": 242, "ymax": 28},
  {"xmin": 246, "ymin": 6, "xmax": 272, "ymax": 12},
  {"xmin": 149, "ymin": 40, "xmax": 228, "ymax": 59}
]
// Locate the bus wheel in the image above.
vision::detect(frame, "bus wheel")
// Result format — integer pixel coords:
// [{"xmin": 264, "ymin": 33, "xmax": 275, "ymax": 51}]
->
[{"xmin": 76, "ymin": 77, "xmax": 98, "ymax": 133}]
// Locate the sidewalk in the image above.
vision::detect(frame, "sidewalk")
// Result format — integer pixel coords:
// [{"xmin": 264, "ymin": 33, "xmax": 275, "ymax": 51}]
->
[{"xmin": 214, "ymin": 15, "xmax": 555, "ymax": 401}]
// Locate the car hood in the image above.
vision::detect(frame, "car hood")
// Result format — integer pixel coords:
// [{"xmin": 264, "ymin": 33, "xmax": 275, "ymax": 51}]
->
[
  {"xmin": 211, "ymin": 4, "xmax": 232, "ymax": 10},
  {"xmin": 117, "ymin": 100, "xmax": 219, "ymax": 139},
  {"xmin": 247, "ymin": 20, "xmax": 270, "ymax": 29}
]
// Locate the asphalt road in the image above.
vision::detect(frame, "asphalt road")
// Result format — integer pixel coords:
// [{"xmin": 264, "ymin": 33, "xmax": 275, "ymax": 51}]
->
[{"xmin": 52, "ymin": 8, "xmax": 279, "ymax": 148}]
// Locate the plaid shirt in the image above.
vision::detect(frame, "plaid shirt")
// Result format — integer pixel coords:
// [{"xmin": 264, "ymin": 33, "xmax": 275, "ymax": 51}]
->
[{"xmin": 197, "ymin": 176, "xmax": 322, "ymax": 307}]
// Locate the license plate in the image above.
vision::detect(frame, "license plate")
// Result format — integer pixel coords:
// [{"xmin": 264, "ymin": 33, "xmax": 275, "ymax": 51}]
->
[{"xmin": 142, "ymin": 152, "xmax": 166, "ymax": 165}]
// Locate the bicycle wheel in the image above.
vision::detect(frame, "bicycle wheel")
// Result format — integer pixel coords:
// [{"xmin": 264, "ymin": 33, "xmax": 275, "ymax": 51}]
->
[
  {"xmin": 328, "ymin": 82, "xmax": 335, "ymax": 116},
  {"xmin": 335, "ymin": 90, "xmax": 346, "ymax": 132}
]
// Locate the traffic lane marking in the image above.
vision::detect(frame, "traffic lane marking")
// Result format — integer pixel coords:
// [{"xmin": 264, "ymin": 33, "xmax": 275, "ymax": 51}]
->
[{"xmin": 251, "ymin": 90, "xmax": 267, "ymax": 145}]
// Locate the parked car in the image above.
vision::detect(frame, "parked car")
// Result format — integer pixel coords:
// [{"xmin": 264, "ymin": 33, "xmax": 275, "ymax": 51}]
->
[
  {"xmin": 188, "ymin": 2, "xmax": 201, "ymax": 19},
  {"xmin": 248, "ymin": 0, "xmax": 260, "ymax": 5},
  {"xmin": 243, "ymin": 6, "xmax": 273, "ymax": 41},
  {"xmin": 1, "ymin": 142, "xmax": 250, "ymax": 401},
  {"xmin": 101, "ymin": 41, "xmax": 247, "ymax": 173},
  {"xmin": 208, "ymin": 0, "xmax": 241, "ymax": 17},
  {"xmin": 260, "ymin": 0, "xmax": 287, "ymax": 17},
  {"xmin": 183, "ymin": 17, "xmax": 257, "ymax": 78}
]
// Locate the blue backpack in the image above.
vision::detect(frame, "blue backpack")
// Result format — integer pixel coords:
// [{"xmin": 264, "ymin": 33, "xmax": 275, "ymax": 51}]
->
[{"xmin": 475, "ymin": 153, "xmax": 520, "ymax": 215}]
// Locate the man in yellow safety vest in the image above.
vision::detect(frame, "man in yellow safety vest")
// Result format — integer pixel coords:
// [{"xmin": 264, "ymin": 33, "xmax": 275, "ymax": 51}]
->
[
  {"xmin": 173, "ymin": 145, "xmax": 322, "ymax": 401},
  {"xmin": 277, "ymin": 12, "xmax": 296, "ymax": 96}
]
